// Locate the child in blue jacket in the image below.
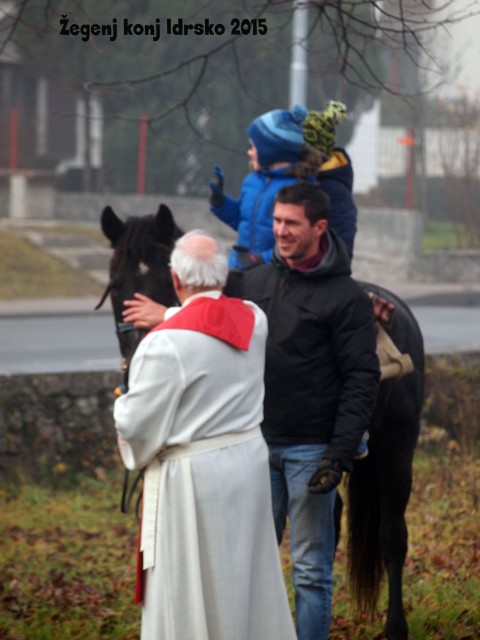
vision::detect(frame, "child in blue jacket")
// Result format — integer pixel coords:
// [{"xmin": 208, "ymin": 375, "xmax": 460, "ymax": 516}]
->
[
  {"xmin": 210, "ymin": 104, "xmax": 314, "ymax": 269},
  {"xmin": 209, "ymin": 101, "xmax": 358, "ymax": 268}
]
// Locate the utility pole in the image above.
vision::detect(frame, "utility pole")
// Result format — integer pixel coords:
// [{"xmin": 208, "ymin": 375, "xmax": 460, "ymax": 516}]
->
[{"xmin": 289, "ymin": 0, "xmax": 309, "ymax": 108}]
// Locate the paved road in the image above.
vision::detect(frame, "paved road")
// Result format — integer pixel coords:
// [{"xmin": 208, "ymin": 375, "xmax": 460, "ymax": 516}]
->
[
  {"xmin": 0, "ymin": 296, "xmax": 479, "ymax": 374},
  {"xmin": 0, "ymin": 313, "xmax": 120, "ymax": 375},
  {"xmin": 412, "ymin": 305, "xmax": 480, "ymax": 355}
]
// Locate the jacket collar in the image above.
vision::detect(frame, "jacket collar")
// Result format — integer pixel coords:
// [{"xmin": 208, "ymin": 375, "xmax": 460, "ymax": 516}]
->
[{"xmin": 273, "ymin": 229, "xmax": 351, "ymax": 278}]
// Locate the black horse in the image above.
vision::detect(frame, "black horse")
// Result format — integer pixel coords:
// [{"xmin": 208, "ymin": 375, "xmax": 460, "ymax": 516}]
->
[
  {"xmin": 96, "ymin": 203, "xmax": 183, "ymax": 373},
  {"xmin": 99, "ymin": 203, "xmax": 425, "ymax": 640}
]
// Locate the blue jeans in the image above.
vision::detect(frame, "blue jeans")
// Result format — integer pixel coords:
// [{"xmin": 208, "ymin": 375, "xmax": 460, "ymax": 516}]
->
[{"xmin": 269, "ymin": 444, "xmax": 336, "ymax": 640}]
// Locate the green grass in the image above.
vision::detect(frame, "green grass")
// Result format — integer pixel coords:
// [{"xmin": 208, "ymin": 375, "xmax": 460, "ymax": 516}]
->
[
  {"xmin": 328, "ymin": 445, "xmax": 480, "ymax": 638},
  {"xmin": 1, "ymin": 447, "xmax": 479, "ymax": 639},
  {"xmin": 0, "ymin": 473, "xmax": 140, "ymax": 640},
  {"xmin": 0, "ymin": 231, "xmax": 103, "ymax": 299},
  {"xmin": 422, "ymin": 220, "xmax": 473, "ymax": 251}
]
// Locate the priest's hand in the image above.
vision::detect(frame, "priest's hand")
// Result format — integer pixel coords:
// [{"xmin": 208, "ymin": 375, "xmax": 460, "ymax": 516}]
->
[{"xmin": 122, "ymin": 293, "xmax": 167, "ymax": 329}]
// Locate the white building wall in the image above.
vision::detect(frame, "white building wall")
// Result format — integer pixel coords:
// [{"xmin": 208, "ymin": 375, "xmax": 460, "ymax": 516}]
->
[{"xmin": 346, "ymin": 101, "xmax": 380, "ymax": 193}]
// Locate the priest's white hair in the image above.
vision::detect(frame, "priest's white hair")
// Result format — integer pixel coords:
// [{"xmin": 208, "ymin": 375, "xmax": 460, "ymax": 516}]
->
[{"xmin": 170, "ymin": 230, "xmax": 229, "ymax": 289}]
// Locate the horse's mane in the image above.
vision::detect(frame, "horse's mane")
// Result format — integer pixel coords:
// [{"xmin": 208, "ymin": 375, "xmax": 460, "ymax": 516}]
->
[{"xmin": 113, "ymin": 215, "xmax": 174, "ymax": 273}]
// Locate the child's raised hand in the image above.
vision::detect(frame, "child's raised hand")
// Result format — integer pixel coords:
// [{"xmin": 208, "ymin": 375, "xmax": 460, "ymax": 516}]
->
[{"xmin": 209, "ymin": 165, "xmax": 225, "ymax": 207}]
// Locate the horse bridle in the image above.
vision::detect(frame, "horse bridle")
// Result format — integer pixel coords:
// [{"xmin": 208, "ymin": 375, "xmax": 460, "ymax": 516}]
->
[
  {"xmin": 116, "ymin": 321, "xmax": 142, "ymax": 372},
  {"xmin": 96, "ymin": 282, "xmax": 145, "ymax": 517},
  {"xmin": 96, "ymin": 281, "xmax": 142, "ymax": 369}
]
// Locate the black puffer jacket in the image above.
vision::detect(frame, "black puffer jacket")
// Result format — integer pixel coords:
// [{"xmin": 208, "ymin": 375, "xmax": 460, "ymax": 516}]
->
[{"xmin": 242, "ymin": 230, "xmax": 380, "ymax": 470}]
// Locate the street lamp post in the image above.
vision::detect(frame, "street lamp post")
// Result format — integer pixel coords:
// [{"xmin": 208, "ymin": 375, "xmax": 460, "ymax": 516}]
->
[{"xmin": 289, "ymin": 0, "xmax": 309, "ymax": 108}]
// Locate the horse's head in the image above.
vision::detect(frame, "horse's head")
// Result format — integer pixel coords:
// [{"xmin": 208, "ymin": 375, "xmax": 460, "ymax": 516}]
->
[{"xmin": 98, "ymin": 203, "xmax": 183, "ymax": 371}]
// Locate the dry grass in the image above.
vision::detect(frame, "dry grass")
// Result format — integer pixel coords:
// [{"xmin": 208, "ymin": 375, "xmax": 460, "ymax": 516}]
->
[
  {"xmin": 0, "ymin": 447, "xmax": 479, "ymax": 639},
  {"xmin": 0, "ymin": 231, "xmax": 102, "ymax": 299}
]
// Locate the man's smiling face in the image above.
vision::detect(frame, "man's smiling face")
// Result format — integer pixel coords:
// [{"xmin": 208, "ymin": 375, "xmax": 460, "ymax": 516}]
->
[{"xmin": 273, "ymin": 202, "xmax": 328, "ymax": 268}]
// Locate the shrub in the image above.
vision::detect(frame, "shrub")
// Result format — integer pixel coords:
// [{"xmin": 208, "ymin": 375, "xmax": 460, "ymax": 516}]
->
[{"xmin": 424, "ymin": 354, "xmax": 480, "ymax": 455}]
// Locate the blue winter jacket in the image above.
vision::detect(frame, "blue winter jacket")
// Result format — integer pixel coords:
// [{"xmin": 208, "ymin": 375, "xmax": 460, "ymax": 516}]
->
[
  {"xmin": 210, "ymin": 148, "xmax": 357, "ymax": 268},
  {"xmin": 318, "ymin": 148, "xmax": 357, "ymax": 261},
  {"xmin": 210, "ymin": 166, "xmax": 309, "ymax": 269}
]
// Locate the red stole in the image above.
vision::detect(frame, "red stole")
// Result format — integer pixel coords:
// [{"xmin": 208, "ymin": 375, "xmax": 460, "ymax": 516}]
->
[
  {"xmin": 150, "ymin": 294, "xmax": 255, "ymax": 351},
  {"xmin": 134, "ymin": 518, "xmax": 144, "ymax": 605}
]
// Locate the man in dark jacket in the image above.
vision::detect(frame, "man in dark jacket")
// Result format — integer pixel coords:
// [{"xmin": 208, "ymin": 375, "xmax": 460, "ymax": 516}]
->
[{"xmin": 242, "ymin": 181, "xmax": 380, "ymax": 640}]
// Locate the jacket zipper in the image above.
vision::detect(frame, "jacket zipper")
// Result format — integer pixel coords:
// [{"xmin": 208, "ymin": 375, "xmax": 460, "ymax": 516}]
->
[{"xmin": 266, "ymin": 266, "xmax": 287, "ymax": 347}]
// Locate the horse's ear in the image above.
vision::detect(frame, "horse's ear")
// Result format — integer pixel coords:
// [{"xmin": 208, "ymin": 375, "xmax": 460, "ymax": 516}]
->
[
  {"xmin": 101, "ymin": 206, "xmax": 125, "ymax": 246},
  {"xmin": 154, "ymin": 204, "xmax": 176, "ymax": 245}
]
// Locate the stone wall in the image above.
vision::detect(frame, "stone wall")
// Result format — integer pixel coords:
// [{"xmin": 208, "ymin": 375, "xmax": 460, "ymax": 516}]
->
[
  {"xmin": 2, "ymin": 353, "xmax": 478, "ymax": 482},
  {"xmin": 54, "ymin": 192, "xmax": 237, "ymax": 244},
  {"xmin": 351, "ymin": 206, "xmax": 423, "ymax": 282},
  {"xmin": 0, "ymin": 173, "xmax": 57, "ymax": 220},
  {"xmin": 1, "ymin": 188, "xmax": 480, "ymax": 283},
  {"xmin": 54, "ymin": 193, "xmax": 480, "ymax": 283},
  {"xmin": 0, "ymin": 371, "xmax": 122, "ymax": 482},
  {"xmin": 416, "ymin": 249, "xmax": 480, "ymax": 283}
]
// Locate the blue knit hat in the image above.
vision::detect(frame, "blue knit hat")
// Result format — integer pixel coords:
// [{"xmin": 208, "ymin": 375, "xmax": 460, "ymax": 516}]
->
[{"xmin": 247, "ymin": 104, "xmax": 307, "ymax": 168}]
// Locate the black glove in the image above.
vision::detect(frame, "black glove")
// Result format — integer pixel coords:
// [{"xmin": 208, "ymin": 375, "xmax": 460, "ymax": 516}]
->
[
  {"xmin": 308, "ymin": 459, "xmax": 343, "ymax": 494},
  {"xmin": 209, "ymin": 164, "xmax": 225, "ymax": 207},
  {"xmin": 233, "ymin": 245, "xmax": 265, "ymax": 270}
]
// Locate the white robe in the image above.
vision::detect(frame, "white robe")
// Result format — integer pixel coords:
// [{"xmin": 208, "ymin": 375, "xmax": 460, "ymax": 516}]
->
[{"xmin": 114, "ymin": 292, "xmax": 297, "ymax": 640}]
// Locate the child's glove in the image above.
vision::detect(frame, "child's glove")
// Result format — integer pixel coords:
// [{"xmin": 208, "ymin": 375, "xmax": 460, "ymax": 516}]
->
[
  {"xmin": 209, "ymin": 165, "xmax": 225, "ymax": 207},
  {"xmin": 233, "ymin": 246, "xmax": 265, "ymax": 270}
]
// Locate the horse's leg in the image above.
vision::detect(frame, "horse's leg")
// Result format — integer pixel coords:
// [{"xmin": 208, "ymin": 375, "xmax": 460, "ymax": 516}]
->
[
  {"xmin": 380, "ymin": 488, "xmax": 410, "ymax": 638},
  {"xmin": 377, "ymin": 438, "xmax": 415, "ymax": 640}
]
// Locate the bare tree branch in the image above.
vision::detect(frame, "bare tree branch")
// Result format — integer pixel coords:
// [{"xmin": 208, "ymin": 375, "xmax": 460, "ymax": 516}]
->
[
  {"xmin": 85, "ymin": 0, "xmax": 275, "ymax": 91},
  {"xmin": 3, "ymin": 0, "xmax": 480, "ymax": 173}
]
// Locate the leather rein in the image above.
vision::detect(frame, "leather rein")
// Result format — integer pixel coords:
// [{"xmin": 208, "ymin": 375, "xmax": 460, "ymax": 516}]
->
[{"xmin": 96, "ymin": 282, "xmax": 144, "ymax": 518}]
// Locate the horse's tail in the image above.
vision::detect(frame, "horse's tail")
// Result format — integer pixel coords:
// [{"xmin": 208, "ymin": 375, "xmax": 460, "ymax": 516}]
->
[{"xmin": 346, "ymin": 454, "xmax": 384, "ymax": 614}]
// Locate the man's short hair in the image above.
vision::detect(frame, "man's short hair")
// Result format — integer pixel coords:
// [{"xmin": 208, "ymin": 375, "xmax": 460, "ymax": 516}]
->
[
  {"xmin": 276, "ymin": 181, "xmax": 331, "ymax": 224},
  {"xmin": 170, "ymin": 230, "xmax": 228, "ymax": 290}
]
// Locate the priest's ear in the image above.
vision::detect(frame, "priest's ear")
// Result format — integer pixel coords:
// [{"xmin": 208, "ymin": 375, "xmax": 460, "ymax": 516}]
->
[{"xmin": 171, "ymin": 270, "xmax": 183, "ymax": 294}]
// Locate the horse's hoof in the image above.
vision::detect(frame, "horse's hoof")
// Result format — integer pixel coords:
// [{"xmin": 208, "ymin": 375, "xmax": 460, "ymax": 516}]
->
[{"xmin": 385, "ymin": 619, "xmax": 408, "ymax": 640}]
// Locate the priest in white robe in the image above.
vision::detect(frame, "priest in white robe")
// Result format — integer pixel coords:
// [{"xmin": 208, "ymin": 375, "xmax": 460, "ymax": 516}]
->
[{"xmin": 114, "ymin": 230, "xmax": 297, "ymax": 640}]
